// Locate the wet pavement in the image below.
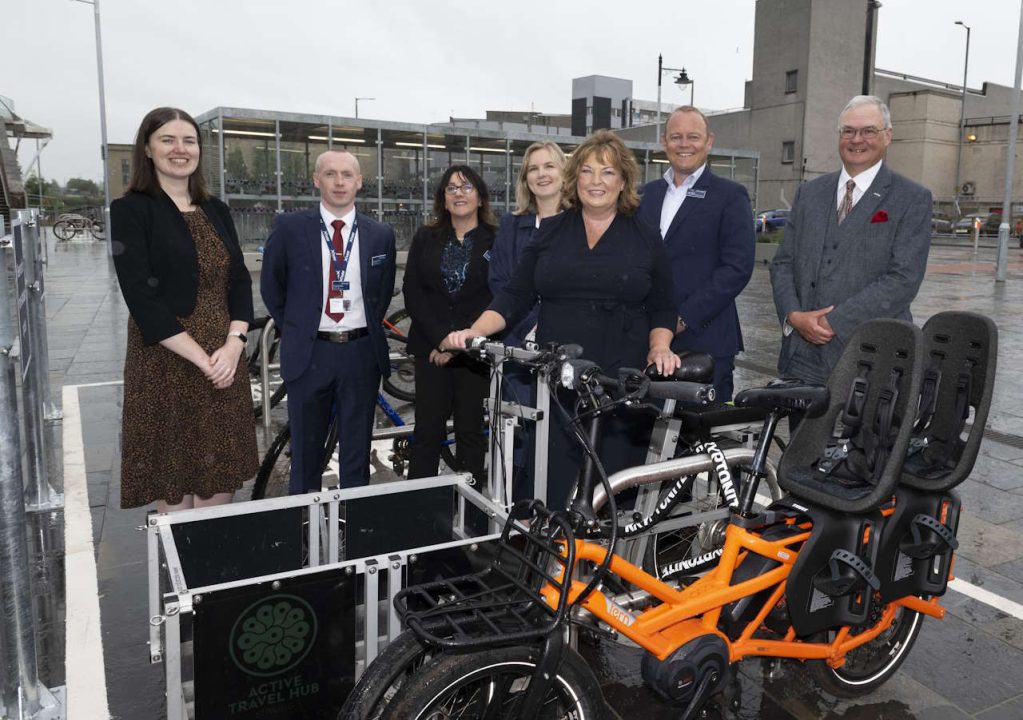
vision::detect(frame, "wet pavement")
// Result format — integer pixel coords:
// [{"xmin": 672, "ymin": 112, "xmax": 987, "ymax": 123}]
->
[{"xmin": 26, "ymin": 229, "xmax": 1023, "ymax": 719}]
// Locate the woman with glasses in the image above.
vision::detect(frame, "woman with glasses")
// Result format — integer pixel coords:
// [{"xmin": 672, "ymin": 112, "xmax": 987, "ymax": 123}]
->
[
  {"xmin": 403, "ymin": 165, "xmax": 496, "ymax": 483},
  {"xmin": 489, "ymin": 141, "xmax": 567, "ymax": 499},
  {"xmin": 446, "ymin": 130, "xmax": 680, "ymax": 509}
]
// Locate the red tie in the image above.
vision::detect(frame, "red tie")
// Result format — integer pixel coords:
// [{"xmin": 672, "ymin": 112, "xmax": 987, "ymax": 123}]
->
[{"xmin": 325, "ymin": 219, "xmax": 345, "ymax": 322}]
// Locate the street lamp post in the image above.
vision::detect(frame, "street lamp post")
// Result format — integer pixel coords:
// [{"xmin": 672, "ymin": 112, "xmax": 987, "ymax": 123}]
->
[
  {"xmin": 72, "ymin": 0, "xmax": 111, "ymax": 257},
  {"xmin": 355, "ymin": 97, "xmax": 375, "ymax": 119},
  {"xmin": 654, "ymin": 55, "xmax": 694, "ymax": 143},
  {"xmin": 953, "ymin": 20, "xmax": 971, "ymax": 217}
]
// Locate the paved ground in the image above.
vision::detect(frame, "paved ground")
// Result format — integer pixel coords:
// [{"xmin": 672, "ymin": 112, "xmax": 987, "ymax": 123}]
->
[{"xmin": 18, "ymin": 229, "xmax": 1023, "ymax": 718}]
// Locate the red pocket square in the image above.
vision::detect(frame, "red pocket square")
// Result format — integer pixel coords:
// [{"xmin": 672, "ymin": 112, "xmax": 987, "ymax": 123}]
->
[{"xmin": 871, "ymin": 210, "xmax": 889, "ymax": 223}]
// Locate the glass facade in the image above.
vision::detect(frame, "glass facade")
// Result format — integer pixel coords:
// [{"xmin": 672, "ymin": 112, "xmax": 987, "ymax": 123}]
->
[{"xmin": 196, "ymin": 108, "xmax": 759, "ymax": 251}]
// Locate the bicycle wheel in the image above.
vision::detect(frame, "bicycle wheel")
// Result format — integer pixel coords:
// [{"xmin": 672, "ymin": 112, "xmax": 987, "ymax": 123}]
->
[
  {"xmin": 381, "ymin": 645, "xmax": 607, "ymax": 720},
  {"xmin": 382, "ymin": 308, "xmax": 415, "ymax": 402},
  {"xmin": 251, "ymin": 423, "xmax": 292, "ymax": 500},
  {"xmin": 644, "ymin": 460, "xmax": 781, "ymax": 582},
  {"xmin": 53, "ymin": 220, "xmax": 74, "ymax": 241},
  {"xmin": 810, "ymin": 602, "xmax": 924, "ymax": 697},
  {"xmin": 252, "ymin": 421, "xmax": 340, "ymax": 500},
  {"xmin": 338, "ymin": 630, "xmax": 434, "ymax": 720},
  {"xmin": 90, "ymin": 221, "xmax": 106, "ymax": 240}
]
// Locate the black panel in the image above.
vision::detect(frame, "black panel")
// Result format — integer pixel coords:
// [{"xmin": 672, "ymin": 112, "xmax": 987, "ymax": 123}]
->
[
  {"xmin": 405, "ymin": 542, "xmax": 498, "ymax": 588},
  {"xmin": 344, "ymin": 485, "xmax": 455, "ymax": 559},
  {"xmin": 193, "ymin": 569, "xmax": 357, "ymax": 719},
  {"xmin": 621, "ymin": 98, "xmax": 630, "ymax": 128},
  {"xmin": 171, "ymin": 508, "xmax": 305, "ymax": 588},
  {"xmin": 571, "ymin": 97, "xmax": 588, "ymax": 137},
  {"xmin": 592, "ymin": 96, "xmax": 612, "ymax": 131}
]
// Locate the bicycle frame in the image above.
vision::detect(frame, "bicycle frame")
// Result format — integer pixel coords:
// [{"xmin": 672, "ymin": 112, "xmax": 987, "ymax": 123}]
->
[{"xmin": 542, "ymin": 511, "xmax": 946, "ymax": 669}]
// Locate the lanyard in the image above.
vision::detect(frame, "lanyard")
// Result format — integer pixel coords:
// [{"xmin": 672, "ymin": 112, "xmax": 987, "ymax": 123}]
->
[{"xmin": 319, "ymin": 215, "xmax": 359, "ymax": 284}]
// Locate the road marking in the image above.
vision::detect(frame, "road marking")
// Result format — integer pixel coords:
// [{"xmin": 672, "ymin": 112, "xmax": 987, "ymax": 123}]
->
[
  {"xmin": 63, "ymin": 383, "xmax": 111, "ymax": 719},
  {"xmin": 949, "ymin": 578, "xmax": 1023, "ymax": 622}
]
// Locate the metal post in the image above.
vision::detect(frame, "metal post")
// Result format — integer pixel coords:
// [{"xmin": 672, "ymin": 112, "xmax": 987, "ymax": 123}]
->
[
  {"xmin": 0, "ymin": 240, "xmax": 44, "ymax": 716},
  {"xmin": 997, "ymin": 1, "xmax": 1023, "ymax": 283},
  {"xmin": 217, "ymin": 109, "xmax": 226, "ymax": 202},
  {"xmin": 72, "ymin": 0, "xmax": 112, "ymax": 258},
  {"xmin": 972, "ymin": 218, "xmax": 980, "ymax": 255},
  {"xmin": 953, "ymin": 21, "xmax": 971, "ymax": 216},
  {"xmin": 18, "ymin": 213, "xmax": 62, "ymax": 512},
  {"xmin": 22, "ymin": 212, "xmax": 60, "ymax": 423},
  {"xmin": 655, "ymin": 54, "xmax": 663, "ymax": 143},
  {"xmin": 274, "ymin": 120, "xmax": 282, "ymax": 213}
]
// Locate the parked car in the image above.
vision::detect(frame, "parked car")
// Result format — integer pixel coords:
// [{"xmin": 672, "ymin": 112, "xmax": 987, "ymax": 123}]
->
[
  {"xmin": 953, "ymin": 213, "xmax": 1001, "ymax": 236},
  {"xmin": 931, "ymin": 217, "xmax": 953, "ymax": 234},
  {"xmin": 755, "ymin": 208, "xmax": 790, "ymax": 233}
]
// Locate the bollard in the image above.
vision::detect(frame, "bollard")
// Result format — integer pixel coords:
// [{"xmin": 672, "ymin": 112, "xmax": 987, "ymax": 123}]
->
[
  {"xmin": 0, "ymin": 241, "xmax": 44, "ymax": 716},
  {"xmin": 972, "ymin": 219, "xmax": 980, "ymax": 255}
]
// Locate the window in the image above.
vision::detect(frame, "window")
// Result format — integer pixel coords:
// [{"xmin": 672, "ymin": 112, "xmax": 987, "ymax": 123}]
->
[
  {"xmin": 781, "ymin": 141, "xmax": 795, "ymax": 164},
  {"xmin": 785, "ymin": 70, "xmax": 798, "ymax": 94},
  {"xmin": 121, "ymin": 159, "xmax": 131, "ymax": 185}
]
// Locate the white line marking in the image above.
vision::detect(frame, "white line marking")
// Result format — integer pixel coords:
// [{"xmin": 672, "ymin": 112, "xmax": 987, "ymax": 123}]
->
[
  {"xmin": 67, "ymin": 380, "xmax": 123, "ymax": 388},
  {"xmin": 63, "ymin": 383, "xmax": 111, "ymax": 719},
  {"xmin": 949, "ymin": 578, "xmax": 1023, "ymax": 622}
]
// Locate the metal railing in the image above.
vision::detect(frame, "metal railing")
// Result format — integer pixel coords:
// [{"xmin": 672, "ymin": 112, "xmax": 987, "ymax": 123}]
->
[{"xmin": 0, "ymin": 211, "xmax": 62, "ymax": 718}]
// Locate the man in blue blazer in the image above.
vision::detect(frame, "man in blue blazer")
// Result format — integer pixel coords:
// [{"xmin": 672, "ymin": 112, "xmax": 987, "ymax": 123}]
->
[
  {"xmin": 770, "ymin": 96, "xmax": 931, "ymax": 386},
  {"xmin": 638, "ymin": 106, "xmax": 755, "ymax": 401},
  {"xmin": 261, "ymin": 150, "xmax": 396, "ymax": 492}
]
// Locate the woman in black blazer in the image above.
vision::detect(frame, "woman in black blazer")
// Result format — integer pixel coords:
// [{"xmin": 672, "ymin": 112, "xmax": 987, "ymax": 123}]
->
[
  {"xmin": 111, "ymin": 107, "xmax": 258, "ymax": 511},
  {"xmin": 403, "ymin": 165, "xmax": 496, "ymax": 483}
]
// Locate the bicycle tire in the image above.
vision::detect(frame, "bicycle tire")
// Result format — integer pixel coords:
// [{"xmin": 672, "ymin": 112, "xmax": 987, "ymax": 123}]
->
[
  {"xmin": 252, "ymin": 382, "xmax": 287, "ymax": 419},
  {"xmin": 251, "ymin": 423, "xmax": 292, "ymax": 500},
  {"xmin": 337, "ymin": 630, "xmax": 434, "ymax": 720},
  {"xmin": 90, "ymin": 221, "xmax": 106, "ymax": 240},
  {"xmin": 380, "ymin": 644, "xmax": 608, "ymax": 720},
  {"xmin": 251, "ymin": 420, "xmax": 340, "ymax": 500},
  {"xmin": 809, "ymin": 602, "xmax": 924, "ymax": 697},
  {"xmin": 53, "ymin": 221, "xmax": 74, "ymax": 241},
  {"xmin": 382, "ymin": 308, "xmax": 415, "ymax": 402},
  {"xmin": 643, "ymin": 459, "xmax": 781, "ymax": 582}
]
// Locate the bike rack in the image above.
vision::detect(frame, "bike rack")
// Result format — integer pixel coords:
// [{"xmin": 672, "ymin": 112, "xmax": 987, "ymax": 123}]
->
[{"xmin": 258, "ymin": 317, "xmax": 280, "ymax": 429}]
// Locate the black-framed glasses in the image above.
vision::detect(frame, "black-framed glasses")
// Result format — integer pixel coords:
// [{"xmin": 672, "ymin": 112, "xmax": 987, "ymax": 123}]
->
[
  {"xmin": 839, "ymin": 126, "xmax": 887, "ymax": 140},
  {"xmin": 444, "ymin": 182, "xmax": 476, "ymax": 195}
]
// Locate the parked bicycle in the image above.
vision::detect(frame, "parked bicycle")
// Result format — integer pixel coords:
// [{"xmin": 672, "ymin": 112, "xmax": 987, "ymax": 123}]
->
[
  {"xmin": 53, "ymin": 212, "xmax": 105, "ymax": 241},
  {"xmin": 340, "ymin": 312, "xmax": 996, "ymax": 720}
]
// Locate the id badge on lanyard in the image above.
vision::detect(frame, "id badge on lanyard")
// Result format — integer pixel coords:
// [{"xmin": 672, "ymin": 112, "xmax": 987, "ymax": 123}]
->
[{"xmin": 321, "ymin": 216, "xmax": 358, "ymax": 311}]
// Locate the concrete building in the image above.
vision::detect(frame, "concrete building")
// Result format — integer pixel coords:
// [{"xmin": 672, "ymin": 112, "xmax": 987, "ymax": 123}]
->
[{"xmin": 618, "ymin": 0, "xmax": 1020, "ymax": 218}]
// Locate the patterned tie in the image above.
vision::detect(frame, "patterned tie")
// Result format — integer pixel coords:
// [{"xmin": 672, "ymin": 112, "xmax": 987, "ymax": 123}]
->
[
  {"xmin": 324, "ymin": 219, "xmax": 345, "ymax": 322},
  {"xmin": 837, "ymin": 179, "xmax": 856, "ymax": 225}
]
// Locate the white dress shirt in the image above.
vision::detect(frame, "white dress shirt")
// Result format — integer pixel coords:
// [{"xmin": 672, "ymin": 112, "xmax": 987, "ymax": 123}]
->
[
  {"xmin": 318, "ymin": 204, "xmax": 367, "ymax": 331},
  {"xmin": 659, "ymin": 163, "xmax": 707, "ymax": 238},
  {"xmin": 836, "ymin": 159, "xmax": 883, "ymax": 212}
]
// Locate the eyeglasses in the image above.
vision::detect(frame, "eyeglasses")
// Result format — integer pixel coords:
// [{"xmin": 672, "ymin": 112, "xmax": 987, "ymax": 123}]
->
[
  {"xmin": 839, "ymin": 126, "xmax": 887, "ymax": 140},
  {"xmin": 444, "ymin": 183, "xmax": 476, "ymax": 195}
]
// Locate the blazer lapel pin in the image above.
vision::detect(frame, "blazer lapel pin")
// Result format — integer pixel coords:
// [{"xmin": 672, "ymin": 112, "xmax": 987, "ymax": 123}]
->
[{"xmin": 870, "ymin": 210, "xmax": 889, "ymax": 224}]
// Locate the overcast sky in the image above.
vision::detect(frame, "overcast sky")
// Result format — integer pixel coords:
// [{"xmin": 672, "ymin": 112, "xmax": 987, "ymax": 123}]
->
[{"xmin": 4, "ymin": 0, "xmax": 1021, "ymax": 184}]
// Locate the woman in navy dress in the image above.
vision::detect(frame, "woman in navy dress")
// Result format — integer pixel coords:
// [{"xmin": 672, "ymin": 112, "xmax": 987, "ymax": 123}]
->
[
  {"xmin": 446, "ymin": 131, "xmax": 680, "ymax": 509},
  {"xmin": 489, "ymin": 141, "xmax": 567, "ymax": 500}
]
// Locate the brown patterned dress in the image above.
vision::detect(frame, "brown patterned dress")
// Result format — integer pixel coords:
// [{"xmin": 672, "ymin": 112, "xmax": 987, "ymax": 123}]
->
[{"xmin": 120, "ymin": 209, "xmax": 259, "ymax": 508}]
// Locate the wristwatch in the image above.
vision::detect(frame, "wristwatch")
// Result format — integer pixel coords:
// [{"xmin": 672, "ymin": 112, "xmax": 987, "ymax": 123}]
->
[{"xmin": 228, "ymin": 331, "xmax": 248, "ymax": 343}]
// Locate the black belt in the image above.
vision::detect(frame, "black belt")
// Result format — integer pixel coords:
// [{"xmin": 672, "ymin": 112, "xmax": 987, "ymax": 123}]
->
[{"xmin": 316, "ymin": 327, "xmax": 369, "ymax": 343}]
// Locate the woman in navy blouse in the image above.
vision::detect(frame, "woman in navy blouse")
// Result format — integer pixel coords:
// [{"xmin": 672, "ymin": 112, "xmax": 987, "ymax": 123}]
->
[
  {"xmin": 489, "ymin": 141, "xmax": 567, "ymax": 499},
  {"xmin": 445, "ymin": 131, "xmax": 680, "ymax": 509},
  {"xmin": 403, "ymin": 165, "xmax": 496, "ymax": 483}
]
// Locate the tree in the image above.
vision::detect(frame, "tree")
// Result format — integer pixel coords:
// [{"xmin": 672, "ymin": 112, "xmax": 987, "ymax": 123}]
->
[
  {"xmin": 226, "ymin": 145, "xmax": 248, "ymax": 180},
  {"xmin": 66, "ymin": 177, "xmax": 101, "ymax": 196}
]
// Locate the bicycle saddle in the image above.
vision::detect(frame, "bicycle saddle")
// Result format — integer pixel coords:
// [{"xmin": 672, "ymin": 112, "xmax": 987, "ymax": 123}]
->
[
  {"xmin": 645, "ymin": 351, "xmax": 714, "ymax": 384},
  {"xmin": 734, "ymin": 379, "xmax": 830, "ymax": 417}
]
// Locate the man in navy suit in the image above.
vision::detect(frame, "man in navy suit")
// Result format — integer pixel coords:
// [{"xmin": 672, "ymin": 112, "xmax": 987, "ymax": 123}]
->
[
  {"xmin": 638, "ymin": 106, "xmax": 755, "ymax": 401},
  {"xmin": 261, "ymin": 150, "xmax": 396, "ymax": 492}
]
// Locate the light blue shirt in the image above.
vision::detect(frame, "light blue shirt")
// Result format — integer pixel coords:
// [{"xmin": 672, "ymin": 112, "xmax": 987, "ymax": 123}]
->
[{"xmin": 659, "ymin": 163, "xmax": 707, "ymax": 238}]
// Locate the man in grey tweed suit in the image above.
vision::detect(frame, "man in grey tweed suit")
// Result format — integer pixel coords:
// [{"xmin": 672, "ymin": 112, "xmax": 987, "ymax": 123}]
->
[{"xmin": 770, "ymin": 95, "xmax": 931, "ymax": 385}]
